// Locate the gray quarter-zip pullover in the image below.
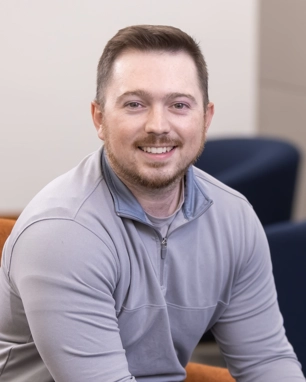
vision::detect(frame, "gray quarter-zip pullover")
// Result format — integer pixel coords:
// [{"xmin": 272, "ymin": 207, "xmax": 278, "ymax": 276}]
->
[{"xmin": 0, "ymin": 147, "xmax": 304, "ymax": 381}]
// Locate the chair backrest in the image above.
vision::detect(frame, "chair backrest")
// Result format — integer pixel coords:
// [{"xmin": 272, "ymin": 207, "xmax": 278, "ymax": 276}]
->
[
  {"xmin": 0, "ymin": 218, "xmax": 16, "ymax": 265},
  {"xmin": 265, "ymin": 220, "xmax": 306, "ymax": 372},
  {"xmin": 195, "ymin": 137, "xmax": 300, "ymax": 226}
]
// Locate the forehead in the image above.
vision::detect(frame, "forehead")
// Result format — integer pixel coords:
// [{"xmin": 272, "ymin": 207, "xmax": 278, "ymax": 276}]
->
[{"xmin": 106, "ymin": 49, "xmax": 202, "ymax": 100}]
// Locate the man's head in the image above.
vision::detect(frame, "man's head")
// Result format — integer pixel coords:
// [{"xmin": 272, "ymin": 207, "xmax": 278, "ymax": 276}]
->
[
  {"xmin": 91, "ymin": 25, "xmax": 214, "ymax": 193},
  {"xmin": 95, "ymin": 25, "xmax": 210, "ymax": 111}
]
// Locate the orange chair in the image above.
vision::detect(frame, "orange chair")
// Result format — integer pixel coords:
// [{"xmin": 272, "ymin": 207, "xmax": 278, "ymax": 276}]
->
[
  {"xmin": 185, "ymin": 363, "xmax": 234, "ymax": 382},
  {"xmin": 0, "ymin": 218, "xmax": 234, "ymax": 382},
  {"xmin": 0, "ymin": 218, "xmax": 15, "ymax": 263}
]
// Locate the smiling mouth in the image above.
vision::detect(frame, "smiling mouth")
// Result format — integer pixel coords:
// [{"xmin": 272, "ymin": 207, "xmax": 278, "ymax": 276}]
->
[{"xmin": 139, "ymin": 146, "xmax": 175, "ymax": 154}]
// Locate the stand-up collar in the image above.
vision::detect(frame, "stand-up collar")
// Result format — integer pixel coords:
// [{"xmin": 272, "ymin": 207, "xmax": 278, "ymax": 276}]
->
[{"xmin": 101, "ymin": 147, "xmax": 213, "ymax": 223}]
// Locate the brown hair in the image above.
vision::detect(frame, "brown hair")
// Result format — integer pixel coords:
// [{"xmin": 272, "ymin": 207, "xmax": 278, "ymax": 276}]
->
[{"xmin": 95, "ymin": 25, "xmax": 209, "ymax": 109}]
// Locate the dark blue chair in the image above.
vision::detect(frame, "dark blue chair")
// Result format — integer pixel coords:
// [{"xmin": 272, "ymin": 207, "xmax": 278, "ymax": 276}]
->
[
  {"xmin": 265, "ymin": 220, "xmax": 306, "ymax": 372},
  {"xmin": 195, "ymin": 137, "xmax": 301, "ymax": 226}
]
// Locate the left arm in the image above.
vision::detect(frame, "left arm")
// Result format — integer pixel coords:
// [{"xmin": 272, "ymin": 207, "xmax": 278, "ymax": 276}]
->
[{"xmin": 212, "ymin": 212, "xmax": 305, "ymax": 382}]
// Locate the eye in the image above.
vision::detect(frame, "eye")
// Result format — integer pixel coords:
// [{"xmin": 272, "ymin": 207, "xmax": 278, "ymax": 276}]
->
[
  {"xmin": 126, "ymin": 101, "xmax": 142, "ymax": 109},
  {"xmin": 173, "ymin": 102, "xmax": 188, "ymax": 110}
]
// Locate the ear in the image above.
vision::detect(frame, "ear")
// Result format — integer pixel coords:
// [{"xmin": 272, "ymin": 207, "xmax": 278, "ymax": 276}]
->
[
  {"xmin": 91, "ymin": 101, "xmax": 105, "ymax": 141},
  {"xmin": 204, "ymin": 102, "xmax": 214, "ymax": 134}
]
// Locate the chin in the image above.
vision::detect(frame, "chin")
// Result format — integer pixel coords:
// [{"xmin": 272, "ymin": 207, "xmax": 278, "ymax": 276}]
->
[{"xmin": 136, "ymin": 169, "xmax": 187, "ymax": 190}]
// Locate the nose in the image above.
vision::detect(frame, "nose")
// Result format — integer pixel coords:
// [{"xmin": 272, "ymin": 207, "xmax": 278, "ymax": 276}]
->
[{"xmin": 144, "ymin": 106, "xmax": 170, "ymax": 135}]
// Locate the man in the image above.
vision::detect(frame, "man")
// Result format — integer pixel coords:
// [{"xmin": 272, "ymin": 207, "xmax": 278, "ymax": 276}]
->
[{"xmin": 0, "ymin": 25, "xmax": 304, "ymax": 381}]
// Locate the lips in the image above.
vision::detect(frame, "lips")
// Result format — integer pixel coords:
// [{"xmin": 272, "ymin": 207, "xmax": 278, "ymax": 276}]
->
[{"xmin": 140, "ymin": 146, "xmax": 174, "ymax": 154}]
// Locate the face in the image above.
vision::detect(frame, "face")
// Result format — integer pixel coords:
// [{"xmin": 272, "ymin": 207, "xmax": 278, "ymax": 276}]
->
[{"xmin": 92, "ymin": 49, "xmax": 214, "ymax": 191}]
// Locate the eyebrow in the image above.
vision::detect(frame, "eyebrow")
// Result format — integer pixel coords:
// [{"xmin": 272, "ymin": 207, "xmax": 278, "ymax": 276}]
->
[{"xmin": 116, "ymin": 90, "xmax": 198, "ymax": 105}]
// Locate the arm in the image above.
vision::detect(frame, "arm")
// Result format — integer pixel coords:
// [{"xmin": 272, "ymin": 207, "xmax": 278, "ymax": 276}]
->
[
  {"xmin": 212, "ymin": 213, "xmax": 305, "ymax": 382},
  {"xmin": 10, "ymin": 219, "xmax": 136, "ymax": 382}
]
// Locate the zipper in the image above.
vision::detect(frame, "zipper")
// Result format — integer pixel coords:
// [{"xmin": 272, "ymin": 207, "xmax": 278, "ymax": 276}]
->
[
  {"xmin": 117, "ymin": 200, "xmax": 213, "ymax": 288},
  {"xmin": 161, "ymin": 237, "xmax": 167, "ymax": 259},
  {"xmin": 160, "ymin": 237, "xmax": 168, "ymax": 287}
]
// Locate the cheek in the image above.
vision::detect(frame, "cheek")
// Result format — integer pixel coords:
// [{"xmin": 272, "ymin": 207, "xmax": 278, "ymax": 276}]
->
[
  {"xmin": 182, "ymin": 122, "xmax": 205, "ymax": 143},
  {"xmin": 103, "ymin": 125, "xmax": 128, "ymax": 149}
]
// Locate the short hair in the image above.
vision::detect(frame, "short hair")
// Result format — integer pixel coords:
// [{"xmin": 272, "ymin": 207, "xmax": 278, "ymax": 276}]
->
[{"xmin": 95, "ymin": 25, "xmax": 209, "ymax": 109}]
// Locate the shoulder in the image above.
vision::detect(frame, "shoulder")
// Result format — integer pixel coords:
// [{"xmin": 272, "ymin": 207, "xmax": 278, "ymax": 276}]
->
[
  {"xmin": 5, "ymin": 148, "xmax": 120, "ymax": 262},
  {"xmin": 191, "ymin": 166, "xmax": 266, "ymax": 266},
  {"xmin": 13, "ymin": 148, "xmax": 107, "ymax": 229},
  {"xmin": 191, "ymin": 168, "xmax": 272, "ymax": 305}
]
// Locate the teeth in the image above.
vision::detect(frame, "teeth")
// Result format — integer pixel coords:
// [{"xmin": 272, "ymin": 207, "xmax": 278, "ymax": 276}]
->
[{"xmin": 141, "ymin": 146, "xmax": 173, "ymax": 154}]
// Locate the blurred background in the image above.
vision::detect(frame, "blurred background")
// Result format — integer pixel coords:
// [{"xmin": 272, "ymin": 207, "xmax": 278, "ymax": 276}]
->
[{"xmin": 0, "ymin": 0, "xmax": 305, "ymax": 219}]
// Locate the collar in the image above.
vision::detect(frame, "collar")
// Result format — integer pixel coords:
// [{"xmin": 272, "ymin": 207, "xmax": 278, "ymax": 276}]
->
[{"xmin": 101, "ymin": 147, "xmax": 213, "ymax": 223}]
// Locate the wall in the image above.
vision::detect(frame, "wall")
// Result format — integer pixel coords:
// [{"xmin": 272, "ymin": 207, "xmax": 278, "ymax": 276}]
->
[
  {"xmin": 258, "ymin": 0, "xmax": 306, "ymax": 220},
  {"xmin": 0, "ymin": 0, "xmax": 258, "ymax": 215}
]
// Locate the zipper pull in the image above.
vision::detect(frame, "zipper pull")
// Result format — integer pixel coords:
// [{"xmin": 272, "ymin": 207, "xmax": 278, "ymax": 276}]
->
[{"xmin": 161, "ymin": 237, "xmax": 167, "ymax": 259}]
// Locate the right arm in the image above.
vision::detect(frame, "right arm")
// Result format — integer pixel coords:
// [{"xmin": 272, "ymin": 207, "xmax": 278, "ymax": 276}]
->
[{"xmin": 10, "ymin": 219, "xmax": 136, "ymax": 382}]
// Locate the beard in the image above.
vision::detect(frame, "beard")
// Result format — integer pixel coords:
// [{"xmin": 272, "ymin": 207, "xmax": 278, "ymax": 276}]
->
[{"xmin": 103, "ymin": 127, "xmax": 206, "ymax": 191}]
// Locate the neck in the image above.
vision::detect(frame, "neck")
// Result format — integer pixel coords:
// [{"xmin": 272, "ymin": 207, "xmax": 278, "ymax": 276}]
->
[{"xmin": 122, "ymin": 177, "xmax": 183, "ymax": 218}]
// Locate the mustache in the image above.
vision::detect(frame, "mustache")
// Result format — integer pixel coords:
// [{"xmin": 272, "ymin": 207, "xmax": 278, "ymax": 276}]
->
[{"xmin": 134, "ymin": 135, "xmax": 182, "ymax": 147}]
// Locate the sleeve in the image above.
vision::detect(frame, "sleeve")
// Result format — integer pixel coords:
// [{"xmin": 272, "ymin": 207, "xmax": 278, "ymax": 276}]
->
[
  {"xmin": 10, "ymin": 219, "xmax": 137, "ymax": 382},
  {"xmin": 212, "ymin": 211, "xmax": 305, "ymax": 382}
]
